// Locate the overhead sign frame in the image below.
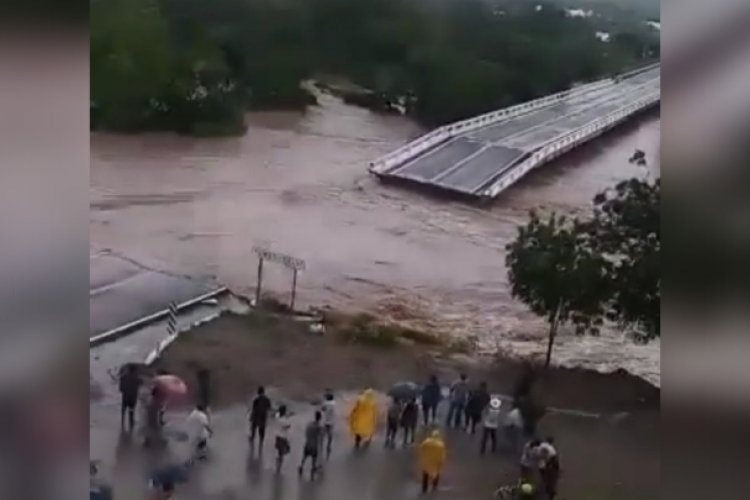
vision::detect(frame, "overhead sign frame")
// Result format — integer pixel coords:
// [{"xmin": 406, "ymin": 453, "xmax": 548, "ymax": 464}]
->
[{"xmin": 252, "ymin": 246, "xmax": 306, "ymax": 310}]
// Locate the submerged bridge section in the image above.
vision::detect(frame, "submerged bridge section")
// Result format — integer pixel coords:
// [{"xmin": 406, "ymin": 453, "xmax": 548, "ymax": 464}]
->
[{"xmin": 369, "ymin": 64, "xmax": 660, "ymax": 200}]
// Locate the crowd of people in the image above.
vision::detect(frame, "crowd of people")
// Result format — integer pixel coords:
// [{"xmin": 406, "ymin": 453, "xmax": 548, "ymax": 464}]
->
[{"xmin": 104, "ymin": 365, "xmax": 561, "ymax": 499}]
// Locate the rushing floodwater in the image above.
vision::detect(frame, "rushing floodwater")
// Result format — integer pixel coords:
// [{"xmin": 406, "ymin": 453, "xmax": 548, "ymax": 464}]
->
[{"xmin": 91, "ymin": 91, "xmax": 661, "ymax": 386}]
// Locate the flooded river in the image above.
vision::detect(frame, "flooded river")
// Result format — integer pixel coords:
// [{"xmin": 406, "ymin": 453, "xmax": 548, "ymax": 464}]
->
[{"xmin": 90, "ymin": 91, "xmax": 660, "ymax": 386}]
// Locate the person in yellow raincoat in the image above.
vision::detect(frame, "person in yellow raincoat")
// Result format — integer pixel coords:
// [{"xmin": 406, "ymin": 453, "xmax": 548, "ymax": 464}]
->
[
  {"xmin": 419, "ymin": 430, "xmax": 447, "ymax": 494},
  {"xmin": 349, "ymin": 389, "xmax": 378, "ymax": 448}
]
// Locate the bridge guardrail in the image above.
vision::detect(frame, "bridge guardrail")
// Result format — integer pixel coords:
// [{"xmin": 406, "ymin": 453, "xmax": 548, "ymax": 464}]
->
[
  {"xmin": 369, "ymin": 64, "xmax": 659, "ymax": 183},
  {"xmin": 481, "ymin": 91, "xmax": 660, "ymax": 198},
  {"xmin": 368, "ymin": 77, "xmax": 617, "ymax": 175},
  {"xmin": 616, "ymin": 62, "xmax": 661, "ymax": 80},
  {"xmin": 441, "ymin": 78, "xmax": 613, "ymax": 137}
]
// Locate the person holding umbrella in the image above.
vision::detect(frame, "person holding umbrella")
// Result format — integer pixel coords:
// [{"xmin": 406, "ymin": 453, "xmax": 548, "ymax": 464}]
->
[
  {"xmin": 348, "ymin": 389, "xmax": 378, "ymax": 449},
  {"xmin": 145, "ymin": 373, "xmax": 188, "ymax": 448},
  {"xmin": 419, "ymin": 430, "xmax": 447, "ymax": 494}
]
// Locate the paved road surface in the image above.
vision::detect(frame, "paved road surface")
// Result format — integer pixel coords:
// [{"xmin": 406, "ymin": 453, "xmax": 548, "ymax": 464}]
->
[
  {"xmin": 91, "ymin": 370, "xmax": 658, "ymax": 500},
  {"xmin": 89, "ymin": 251, "xmax": 219, "ymax": 339}
]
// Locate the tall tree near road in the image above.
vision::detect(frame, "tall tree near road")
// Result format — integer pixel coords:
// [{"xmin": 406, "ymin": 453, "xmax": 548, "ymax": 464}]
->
[
  {"xmin": 506, "ymin": 212, "xmax": 609, "ymax": 368},
  {"xmin": 506, "ymin": 177, "xmax": 660, "ymax": 368},
  {"xmin": 590, "ymin": 177, "xmax": 660, "ymax": 340}
]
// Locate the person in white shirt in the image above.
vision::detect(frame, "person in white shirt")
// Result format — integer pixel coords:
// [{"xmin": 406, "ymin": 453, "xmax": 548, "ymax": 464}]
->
[
  {"xmin": 480, "ymin": 398, "xmax": 502, "ymax": 455},
  {"xmin": 321, "ymin": 390, "xmax": 336, "ymax": 458},
  {"xmin": 185, "ymin": 404, "xmax": 212, "ymax": 462},
  {"xmin": 504, "ymin": 403, "xmax": 524, "ymax": 452},
  {"xmin": 274, "ymin": 405, "xmax": 292, "ymax": 472}
]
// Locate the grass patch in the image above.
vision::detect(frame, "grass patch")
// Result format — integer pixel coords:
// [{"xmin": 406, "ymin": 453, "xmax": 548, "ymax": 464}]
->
[{"xmin": 322, "ymin": 310, "xmax": 442, "ymax": 349}]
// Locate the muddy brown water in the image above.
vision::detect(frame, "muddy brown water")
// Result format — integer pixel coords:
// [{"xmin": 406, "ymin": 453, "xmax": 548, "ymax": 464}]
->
[{"xmin": 90, "ymin": 91, "xmax": 661, "ymax": 386}]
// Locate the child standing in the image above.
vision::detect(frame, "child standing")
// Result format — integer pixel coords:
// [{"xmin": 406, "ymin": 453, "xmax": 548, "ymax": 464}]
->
[
  {"xmin": 400, "ymin": 397, "xmax": 419, "ymax": 446},
  {"xmin": 185, "ymin": 404, "xmax": 212, "ymax": 462},
  {"xmin": 321, "ymin": 390, "xmax": 336, "ymax": 458},
  {"xmin": 385, "ymin": 398, "xmax": 401, "ymax": 448},
  {"xmin": 274, "ymin": 405, "xmax": 292, "ymax": 473}
]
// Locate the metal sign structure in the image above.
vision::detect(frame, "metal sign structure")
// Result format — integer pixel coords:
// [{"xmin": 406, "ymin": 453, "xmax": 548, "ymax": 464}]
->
[{"xmin": 252, "ymin": 246, "xmax": 306, "ymax": 310}]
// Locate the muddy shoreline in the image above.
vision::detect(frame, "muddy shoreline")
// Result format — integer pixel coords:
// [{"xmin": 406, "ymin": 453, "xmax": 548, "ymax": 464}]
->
[{"xmin": 157, "ymin": 312, "xmax": 659, "ymax": 416}]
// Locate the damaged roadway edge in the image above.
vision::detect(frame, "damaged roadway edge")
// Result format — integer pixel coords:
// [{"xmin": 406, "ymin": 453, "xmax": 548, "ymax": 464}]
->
[
  {"xmin": 89, "ymin": 287, "xmax": 230, "ymax": 348},
  {"xmin": 143, "ymin": 310, "xmax": 225, "ymax": 366}
]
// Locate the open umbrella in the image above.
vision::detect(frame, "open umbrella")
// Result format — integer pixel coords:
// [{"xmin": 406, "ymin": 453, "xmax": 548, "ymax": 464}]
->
[
  {"xmin": 154, "ymin": 374, "xmax": 188, "ymax": 400},
  {"xmin": 388, "ymin": 381, "xmax": 419, "ymax": 401}
]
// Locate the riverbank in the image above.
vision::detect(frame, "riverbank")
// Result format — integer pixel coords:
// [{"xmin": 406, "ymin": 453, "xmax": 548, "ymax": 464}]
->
[{"xmin": 157, "ymin": 310, "xmax": 658, "ymax": 415}]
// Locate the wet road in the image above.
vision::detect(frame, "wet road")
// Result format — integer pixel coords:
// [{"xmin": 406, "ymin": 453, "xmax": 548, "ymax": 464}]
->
[
  {"xmin": 91, "ymin": 90, "xmax": 660, "ymax": 385},
  {"xmin": 89, "ymin": 296, "xmax": 658, "ymax": 499},
  {"xmin": 89, "ymin": 250, "xmax": 220, "ymax": 340},
  {"xmin": 91, "ymin": 388, "xmax": 659, "ymax": 500}
]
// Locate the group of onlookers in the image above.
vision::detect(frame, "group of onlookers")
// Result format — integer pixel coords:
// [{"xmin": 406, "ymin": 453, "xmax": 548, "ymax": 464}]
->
[
  {"xmin": 110, "ymin": 364, "xmax": 559, "ymax": 498},
  {"xmin": 422, "ymin": 372, "xmax": 538, "ymax": 457}
]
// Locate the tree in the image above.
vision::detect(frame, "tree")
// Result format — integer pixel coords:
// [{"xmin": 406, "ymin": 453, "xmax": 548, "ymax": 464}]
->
[
  {"xmin": 590, "ymin": 178, "xmax": 660, "ymax": 340},
  {"xmin": 506, "ymin": 212, "xmax": 609, "ymax": 367},
  {"xmin": 91, "ymin": 0, "xmax": 660, "ymax": 134},
  {"xmin": 90, "ymin": 0, "xmax": 174, "ymax": 130}
]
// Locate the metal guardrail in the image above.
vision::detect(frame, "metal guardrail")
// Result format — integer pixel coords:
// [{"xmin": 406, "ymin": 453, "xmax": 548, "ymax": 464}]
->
[
  {"xmin": 480, "ymin": 91, "xmax": 660, "ymax": 198},
  {"xmin": 615, "ymin": 61, "xmax": 661, "ymax": 80},
  {"xmin": 440, "ymin": 79, "xmax": 613, "ymax": 137},
  {"xmin": 467, "ymin": 77, "xmax": 660, "ymax": 194},
  {"xmin": 368, "ymin": 77, "xmax": 618, "ymax": 175},
  {"xmin": 89, "ymin": 286, "xmax": 229, "ymax": 347}
]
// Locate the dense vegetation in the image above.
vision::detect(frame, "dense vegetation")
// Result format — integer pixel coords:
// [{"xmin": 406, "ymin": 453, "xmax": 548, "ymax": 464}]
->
[
  {"xmin": 91, "ymin": 0, "xmax": 660, "ymax": 135},
  {"xmin": 550, "ymin": 0, "xmax": 660, "ymax": 22},
  {"xmin": 506, "ymin": 177, "xmax": 660, "ymax": 367}
]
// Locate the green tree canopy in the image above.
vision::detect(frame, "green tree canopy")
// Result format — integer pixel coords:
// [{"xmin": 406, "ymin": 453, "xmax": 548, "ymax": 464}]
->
[
  {"xmin": 590, "ymin": 177, "xmax": 660, "ymax": 340},
  {"xmin": 91, "ymin": 0, "xmax": 660, "ymax": 134},
  {"xmin": 506, "ymin": 176, "xmax": 660, "ymax": 365},
  {"xmin": 506, "ymin": 212, "xmax": 609, "ymax": 367}
]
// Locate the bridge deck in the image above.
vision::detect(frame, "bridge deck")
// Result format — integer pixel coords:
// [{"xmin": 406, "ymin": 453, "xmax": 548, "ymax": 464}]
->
[{"xmin": 374, "ymin": 66, "xmax": 660, "ymax": 198}]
